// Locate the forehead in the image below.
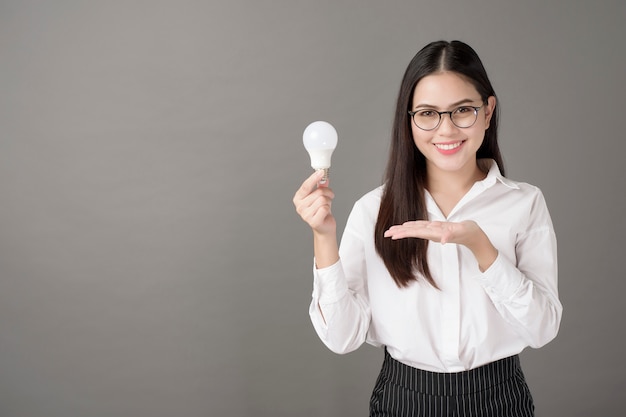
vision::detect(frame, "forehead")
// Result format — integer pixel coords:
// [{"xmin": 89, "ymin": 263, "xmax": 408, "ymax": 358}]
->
[{"xmin": 412, "ymin": 72, "xmax": 480, "ymax": 107}]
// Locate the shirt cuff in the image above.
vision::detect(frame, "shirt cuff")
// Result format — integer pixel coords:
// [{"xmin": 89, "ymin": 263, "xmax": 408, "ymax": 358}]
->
[
  {"xmin": 473, "ymin": 252, "xmax": 524, "ymax": 301},
  {"xmin": 313, "ymin": 258, "xmax": 349, "ymax": 303}
]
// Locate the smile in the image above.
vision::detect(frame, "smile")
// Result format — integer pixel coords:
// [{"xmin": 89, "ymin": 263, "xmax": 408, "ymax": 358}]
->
[{"xmin": 434, "ymin": 141, "xmax": 464, "ymax": 151}]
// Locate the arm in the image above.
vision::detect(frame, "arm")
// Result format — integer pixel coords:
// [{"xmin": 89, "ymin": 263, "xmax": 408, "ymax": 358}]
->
[
  {"xmin": 475, "ymin": 215, "xmax": 562, "ymax": 348},
  {"xmin": 294, "ymin": 172, "xmax": 371, "ymax": 353},
  {"xmin": 309, "ymin": 202, "xmax": 371, "ymax": 354},
  {"xmin": 384, "ymin": 191, "xmax": 562, "ymax": 348},
  {"xmin": 293, "ymin": 170, "xmax": 339, "ymax": 268}
]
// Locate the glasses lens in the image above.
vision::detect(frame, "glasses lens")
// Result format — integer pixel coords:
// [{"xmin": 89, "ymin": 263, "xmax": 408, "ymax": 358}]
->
[
  {"xmin": 413, "ymin": 110, "xmax": 440, "ymax": 130},
  {"xmin": 451, "ymin": 106, "xmax": 478, "ymax": 128}
]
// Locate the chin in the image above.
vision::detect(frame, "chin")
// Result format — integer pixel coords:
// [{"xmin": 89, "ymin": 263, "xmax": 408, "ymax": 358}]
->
[{"xmin": 428, "ymin": 156, "xmax": 477, "ymax": 173}]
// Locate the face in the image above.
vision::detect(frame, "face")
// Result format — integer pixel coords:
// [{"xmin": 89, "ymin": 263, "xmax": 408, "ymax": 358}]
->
[{"xmin": 410, "ymin": 72, "xmax": 496, "ymax": 177}]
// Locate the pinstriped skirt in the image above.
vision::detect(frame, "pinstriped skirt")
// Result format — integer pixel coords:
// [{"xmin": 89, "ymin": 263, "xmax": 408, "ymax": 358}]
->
[{"xmin": 369, "ymin": 349, "xmax": 534, "ymax": 417}]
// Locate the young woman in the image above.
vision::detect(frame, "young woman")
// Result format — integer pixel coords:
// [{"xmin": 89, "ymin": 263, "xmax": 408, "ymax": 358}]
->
[{"xmin": 293, "ymin": 40, "xmax": 562, "ymax": 417}]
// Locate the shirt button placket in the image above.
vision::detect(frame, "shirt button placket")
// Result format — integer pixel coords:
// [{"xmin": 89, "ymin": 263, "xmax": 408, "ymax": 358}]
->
[{"xmin": 440, "ymin": 242, "xmax": 461, "ymax": 369}]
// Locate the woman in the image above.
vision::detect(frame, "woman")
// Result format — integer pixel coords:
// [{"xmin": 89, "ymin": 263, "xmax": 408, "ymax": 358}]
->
[{"xmin": 293, "ymin": 40, "xmax": 562, "ymax": 417}]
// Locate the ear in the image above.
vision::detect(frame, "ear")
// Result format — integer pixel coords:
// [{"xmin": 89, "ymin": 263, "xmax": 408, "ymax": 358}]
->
[{"xmin": 484, "ymin": 96, "xmax": 497, "ymax": 129}]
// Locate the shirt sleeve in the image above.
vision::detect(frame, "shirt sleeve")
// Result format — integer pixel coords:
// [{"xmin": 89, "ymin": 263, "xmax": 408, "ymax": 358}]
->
[
  {"xmin": 308, "ymin": 200, "xmax": 372, "ymax": 354},
  {"xmin": 473, "ymin": 189, "xmax": 562, "ymax": 348}
]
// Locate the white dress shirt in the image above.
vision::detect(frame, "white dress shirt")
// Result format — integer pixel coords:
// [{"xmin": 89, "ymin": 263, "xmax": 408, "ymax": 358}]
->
[{"xmin": 309, "ymin": 160, "xmax": 562, "ymax": 372}]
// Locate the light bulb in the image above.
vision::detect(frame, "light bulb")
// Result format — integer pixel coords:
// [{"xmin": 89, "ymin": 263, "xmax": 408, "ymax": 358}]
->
[{"xmin": 303, "ymin": 121, "xmax": 338, "ymax": 184}]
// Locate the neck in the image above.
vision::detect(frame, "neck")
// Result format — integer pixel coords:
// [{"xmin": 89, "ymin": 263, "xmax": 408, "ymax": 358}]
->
[{"xmin": 426, "ymin": 160, "xmax": 486, "ymax": 195}]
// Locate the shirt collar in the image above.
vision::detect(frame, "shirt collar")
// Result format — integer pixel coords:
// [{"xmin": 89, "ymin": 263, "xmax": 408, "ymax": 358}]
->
[
  {"xmin": 478, "ymin": 159, "xmax": 519, "ymax": 190},
  {"xmin": 425, "ymin": 159, "xmax": 520, "ymax": 219}
]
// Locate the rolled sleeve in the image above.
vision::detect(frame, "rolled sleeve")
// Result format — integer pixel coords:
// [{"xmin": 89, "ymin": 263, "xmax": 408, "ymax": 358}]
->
[
  {"xmin": 474, "ymin": 252, "xmax": 525, "ymax": 301},
  {"xmin": 312, "ymin": 259, "xmax": 349, "ymax": 304}
]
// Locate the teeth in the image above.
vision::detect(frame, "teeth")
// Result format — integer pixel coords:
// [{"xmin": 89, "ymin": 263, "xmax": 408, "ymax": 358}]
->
[{"xmin": 435, "ymin": 142, "xmax": 461, "ymax": 150}]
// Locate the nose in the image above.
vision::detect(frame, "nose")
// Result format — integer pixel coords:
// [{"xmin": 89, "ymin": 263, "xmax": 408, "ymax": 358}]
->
[{"xmin": 436, "ymin": 112, "xmax": 458, "ymax": 134}]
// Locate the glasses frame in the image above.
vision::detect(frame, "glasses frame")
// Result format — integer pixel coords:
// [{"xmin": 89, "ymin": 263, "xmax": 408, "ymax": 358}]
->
[{"xmin": 408, "ymin": 104, "xmax": 484, "ymax": 131}]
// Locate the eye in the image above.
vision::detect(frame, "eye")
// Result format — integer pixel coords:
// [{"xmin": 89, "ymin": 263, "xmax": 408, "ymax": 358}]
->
[
  {"xmin": 454, "ymin": 106, "xmax": 474, "ymax": 114},
  {"xmin": 417, "ymin": 109, "xmax": 437, "ymax": 117}
]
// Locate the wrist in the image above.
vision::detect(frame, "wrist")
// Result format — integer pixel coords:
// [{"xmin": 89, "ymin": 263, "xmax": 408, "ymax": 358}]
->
[
  {"xmin": 313, "ymin": 230, "xmax": 339, "ymax": 269},
  {"xmin": 467, "ymin": 232, "xmax": 498, "ymax": 272}
]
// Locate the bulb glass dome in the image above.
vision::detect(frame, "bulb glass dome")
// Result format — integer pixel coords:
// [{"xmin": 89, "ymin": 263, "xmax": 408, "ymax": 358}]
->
[{"xmin": 302, "ymin": 121, "xmax": 338, "ymax": 170}]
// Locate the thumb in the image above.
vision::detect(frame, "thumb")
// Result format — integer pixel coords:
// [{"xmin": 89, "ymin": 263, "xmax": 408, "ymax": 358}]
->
[{"xmin": 315, "ymin": 168, "xmax": 331, "ymax": 187}]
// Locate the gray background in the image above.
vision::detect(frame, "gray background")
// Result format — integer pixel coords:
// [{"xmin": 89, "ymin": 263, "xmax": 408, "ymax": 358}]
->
[{"xmin": 0, "ymin": 1, "xmax": 624, "ymax": 416}]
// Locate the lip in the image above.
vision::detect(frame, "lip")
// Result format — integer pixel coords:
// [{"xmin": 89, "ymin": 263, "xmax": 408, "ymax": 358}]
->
[{"xmin": 433, "ymin": 140, "xmax": 465, "ymax": 155}]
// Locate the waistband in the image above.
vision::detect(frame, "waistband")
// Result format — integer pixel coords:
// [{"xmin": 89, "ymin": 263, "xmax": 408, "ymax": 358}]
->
[{"xmin": 381, "ymin": 349, "xmax": 521, "ymax": 396}]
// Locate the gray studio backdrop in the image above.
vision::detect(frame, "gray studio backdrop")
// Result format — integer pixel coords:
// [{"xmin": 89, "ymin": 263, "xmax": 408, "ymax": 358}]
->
[{"xmin": 0, "ymin": 1, "xmax": 624, "ymax": 416}]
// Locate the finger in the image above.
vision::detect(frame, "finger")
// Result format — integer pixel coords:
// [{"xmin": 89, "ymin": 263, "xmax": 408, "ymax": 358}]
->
[
  {"xmin": 298, "ymin": 192, "xmax": 333, "ymax": 220},
  {"xmin": 386, "ymin": 220, "xmax": 429, "ymax": 233},
  {"xmin": 295, "ymin": 191, "xmax": 334, "ymax": 220},
  {"xmin": 309, "ymin": 193, "xmax": 334, "ymax": 213},
  {"xmin": 384, "ymin": 224, "xmax": 411, "ymax": 238},
  {"xmin": 301, "ymin": 198, "xmax": 333, "ymax": 227},
  {"xmin": 298, "ymin": 187, "xmax": 335, "ymax": 212},
  {"xmin": 401, "ymin": 220, "xmax": 431, "ymax": 228},
  {"xmin": 310, "ymin": 204, "xmax": 332, "ymax": 226},
  {"xmin": 293, "ymin": 170, "xmax": 326, "ymax": 202},
  {"xmin": 385, "ymin": 225, "xmax": 442, "ymax": 242},
  {"xmin": 317, "ymin": 176, "xmax": 330, "ymax": 188},
  {"xmin": 384, "ymin": 226, "xmax": 417, "ymax": 240},
  {"xmin": 383, "ymin": 225, "xmax": 404, "ymax": 237}
]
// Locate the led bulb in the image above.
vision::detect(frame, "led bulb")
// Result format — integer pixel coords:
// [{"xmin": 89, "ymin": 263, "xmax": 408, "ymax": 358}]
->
[{"xmin": 303, "ymin": 121, "xmax": 338, "ymax": 184}]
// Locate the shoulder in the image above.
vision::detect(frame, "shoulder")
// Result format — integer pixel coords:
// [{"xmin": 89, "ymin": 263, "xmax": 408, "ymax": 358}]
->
[
  {"xmin": 356, "ymin": 185, "xmax": 385, "ymax": 206},
  {"xmin": 480, "ymin": 160, "xmax": 552, "ymax": 223},
  {"xmin": 354, "ymin": 185, "xmax": 385, "ymax": 214},
  {"xmin": 346, "ymin": 185, "xmax": 384, "ymax": 224},
  {"xmin": 499, "ymin": 177, "xmax": 542, "ymax": 196},
  {"xmin": 482, "ymin": 159, "xmax": 546, "ymax": 201},
  {"xmin": 493, "ymin": 176, "xmax": 553, "ymax": 230},
  {"xmin": 497, "ymin": 175, "xmax": 547, "ymax": 205}
]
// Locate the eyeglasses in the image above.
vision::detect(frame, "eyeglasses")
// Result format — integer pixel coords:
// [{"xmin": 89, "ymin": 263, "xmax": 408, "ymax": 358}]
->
[{"xmin": 408, "ymin": 104, "xmax": 484, "ymax": 131}]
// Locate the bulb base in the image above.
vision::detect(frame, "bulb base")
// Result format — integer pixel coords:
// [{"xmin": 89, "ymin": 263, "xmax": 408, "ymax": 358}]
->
[{"xmin": 316, "ymin": 168, "xmax": 330, "ymax": 184}]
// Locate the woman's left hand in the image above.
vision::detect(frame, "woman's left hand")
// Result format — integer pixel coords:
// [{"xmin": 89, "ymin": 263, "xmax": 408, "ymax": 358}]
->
[
  {"xmin": 384, "ymin": 220, "xmax": 481, "ymax": 245},
  {"xmin": 384, "ymin": 220, "xmax": 498, "ymax": 271}
]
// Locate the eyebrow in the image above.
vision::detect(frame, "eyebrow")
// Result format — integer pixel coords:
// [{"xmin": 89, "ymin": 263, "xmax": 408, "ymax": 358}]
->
[{"xmin": 413, "ymin": 98, "xmax": 479, "ymax": 110}]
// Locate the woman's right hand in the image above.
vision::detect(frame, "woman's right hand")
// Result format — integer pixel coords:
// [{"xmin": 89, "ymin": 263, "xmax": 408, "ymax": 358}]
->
[{"xmin": 293, "ymin": 170, "xmax": 336, "ymax": 236}]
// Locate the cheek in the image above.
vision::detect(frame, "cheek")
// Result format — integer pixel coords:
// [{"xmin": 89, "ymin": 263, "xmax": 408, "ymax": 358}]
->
[
  {"xmin": 468, "ymin": 129, "xmax": 486, "ymax": 149},
  {"xmin": 410, "ymin": 125, "xmax": 426, "ymax": 144},
  {"xmin": 411, "ymin": 129, "xmax": 432, "ymax": 154},
  {"xmin": 410, "ymin": 128, "xmax": 421, "ymax": 147}
]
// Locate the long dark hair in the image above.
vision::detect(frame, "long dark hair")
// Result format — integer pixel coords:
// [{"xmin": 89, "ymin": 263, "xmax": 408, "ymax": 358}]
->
[{"xmin": 374, "ymin": 40, "xmax": 505, "ymax": 288}]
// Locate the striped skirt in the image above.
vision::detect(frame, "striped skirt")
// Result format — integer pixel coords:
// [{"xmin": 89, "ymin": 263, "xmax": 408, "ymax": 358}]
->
[{"xmin": 369, "ymin": 350, "xmax": 535, "ymax": 417}]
